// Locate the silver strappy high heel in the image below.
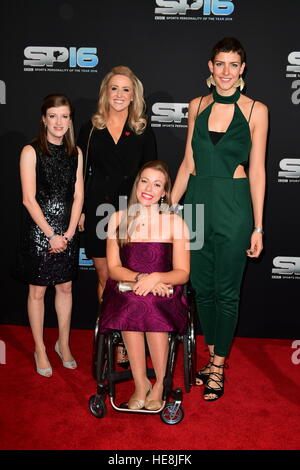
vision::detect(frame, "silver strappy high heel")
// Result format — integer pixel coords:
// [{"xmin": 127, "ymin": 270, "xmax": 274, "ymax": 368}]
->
[
  {"xmin": 34, "ymin": 351, "xmax": 52, "ymax": 377},
  {"xmin": 54, "ymin": 341, "xmax": 77, "ymax": 369}
]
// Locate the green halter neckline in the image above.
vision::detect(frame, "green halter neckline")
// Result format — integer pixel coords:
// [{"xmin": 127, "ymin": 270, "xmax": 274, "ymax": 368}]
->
[{"xmin": 212, "ymin": 87, "xmax": 240, "ymax": 104}]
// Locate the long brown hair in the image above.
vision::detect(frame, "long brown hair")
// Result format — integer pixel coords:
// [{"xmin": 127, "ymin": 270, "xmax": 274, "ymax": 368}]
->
[
  {"xmin": 117, "ymin": 160, "xmax": 172, "ymax": 246},
  {"xmin": 92, "ymin": 66, "xmax": 147, "ymax": 135},
  {"xmin": 35, "ymin": 94, "xmax": 77, "ymax": 157}
]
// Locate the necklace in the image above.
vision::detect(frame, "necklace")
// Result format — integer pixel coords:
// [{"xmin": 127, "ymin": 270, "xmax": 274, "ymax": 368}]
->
[
  {"xmin": 212, "ymin": 87, "xmax": 240, "ymax": 104},
  {"xmin": 137, "ymin": 215, "xmax": 147, "ymax": 227},
  {"xmin": 137, "ymin": 206, "xmax": 160, "ymax": 227}
]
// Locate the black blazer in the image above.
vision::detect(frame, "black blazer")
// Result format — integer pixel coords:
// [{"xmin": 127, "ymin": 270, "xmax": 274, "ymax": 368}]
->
[{"xmin": 77, "ymin": 119, "xmax": 157, "ymax": 209}]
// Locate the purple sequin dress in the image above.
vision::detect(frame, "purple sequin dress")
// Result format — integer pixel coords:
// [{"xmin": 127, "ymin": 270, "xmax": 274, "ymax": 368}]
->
[{"xmin": 99, "ymin": 242, "xmax": 188, "ymax": 334}]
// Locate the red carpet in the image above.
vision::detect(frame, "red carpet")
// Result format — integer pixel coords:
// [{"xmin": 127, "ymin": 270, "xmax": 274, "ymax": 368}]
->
[{"xmin": 0, "ymin": 325, "xmax": 300, "ymax": 450}]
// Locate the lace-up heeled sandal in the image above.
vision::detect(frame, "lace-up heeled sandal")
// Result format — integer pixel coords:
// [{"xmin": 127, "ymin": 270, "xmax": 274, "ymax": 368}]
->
[
  {"xmin": 195, "ymin": 353, "xmax": 214, "ymax": 386},
  {"xmin": 203, "ymin": 362, "xmax": 226, "ymax": 401}
]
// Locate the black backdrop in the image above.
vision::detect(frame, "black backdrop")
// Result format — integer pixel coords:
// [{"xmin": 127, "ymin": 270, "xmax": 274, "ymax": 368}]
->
[{"xmin": 0, "ymin": 1, "xmax": 299, "ymax": 339}]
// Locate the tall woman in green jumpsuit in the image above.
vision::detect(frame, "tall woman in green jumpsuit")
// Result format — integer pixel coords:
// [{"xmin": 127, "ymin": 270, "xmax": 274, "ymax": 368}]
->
[{"xmin": 171, "ymin": 38, "xmax": 268, "ymax": 401}]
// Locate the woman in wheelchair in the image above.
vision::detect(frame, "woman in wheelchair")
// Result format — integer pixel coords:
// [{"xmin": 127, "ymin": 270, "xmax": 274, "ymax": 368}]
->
[{"xmin": 99, "ymin": 160, "xmax": 190, "ymax": 411}]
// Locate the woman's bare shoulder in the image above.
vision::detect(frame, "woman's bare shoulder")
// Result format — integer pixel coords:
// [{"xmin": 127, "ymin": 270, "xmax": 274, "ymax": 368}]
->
[
  {"xmin": 21, "ymin": 144, "xmax": 36, "ymax": 155},
  {"xmin": 241, "ymin": 94, "xmax": 268, "ymax": 112},
  {"xmin": 20, "ymin": 144, "xmax": 36, "ymax": 165},
  {"xmin": 189, "ymin": 94, "xmax": 211, "ymax": 110},
  {"xmin": 110, "ymin": 210, "xmax": 125, "ymax": 225}
]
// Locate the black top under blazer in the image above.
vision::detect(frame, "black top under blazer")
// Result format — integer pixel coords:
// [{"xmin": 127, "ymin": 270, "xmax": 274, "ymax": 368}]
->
[{"xmin": 77, "ymin": 120, "xmax": 157, "ymax": 258}]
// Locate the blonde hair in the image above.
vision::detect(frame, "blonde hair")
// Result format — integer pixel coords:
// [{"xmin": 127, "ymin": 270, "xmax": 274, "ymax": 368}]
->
[
  {"xmin": 117, "ymin": 161, "xmax": 172, "ymax": 246},
  {"xmin": 92, "ymin": 66, "xmax": 147, "ymax": 134}
]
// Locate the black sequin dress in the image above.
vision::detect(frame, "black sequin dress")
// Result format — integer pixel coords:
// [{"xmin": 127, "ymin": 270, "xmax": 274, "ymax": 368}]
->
[{"xmin": 18, "ymin": 141, "xmax": 79, "ymax": 286}]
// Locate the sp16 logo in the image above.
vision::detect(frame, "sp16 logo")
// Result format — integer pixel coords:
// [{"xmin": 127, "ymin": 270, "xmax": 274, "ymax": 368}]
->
[
  {"xmin": 278, "ymin": 159, "xmax": 300, "ymax": 179},
  {"xmin": 0, "ymin": 80, "xmax": 5, "ymax": 104},
  {"xmin": 151, "ymin": 103, "xmax": 189, "ymax": 125},
  {"xmin": 79, "ymin": 248, "xmax": 94, "ymax": 267},
  {"xmin": 286, "ymin": 52, "xmax": 300, "ymax": 105},
  {"xmin": 272, "ymin": 257, "xmax": 300, "ymax": 276},
  {"xmin": 155, "ymin": 0, "xmax": 234, "ymax": 16},
  {"xmin": 291, "ymin": 80, "xmax": 300, "ymax": 105},
  {"xmin": 286, "ymin": 52, "xmax": 300, "ymax": 74},
  {"xmin": 24, "ymin": 47, "xmax": 98, "ymax": 68}
]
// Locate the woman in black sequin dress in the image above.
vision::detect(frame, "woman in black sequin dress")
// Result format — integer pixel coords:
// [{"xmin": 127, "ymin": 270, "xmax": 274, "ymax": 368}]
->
[{"xmin": 19, "ymin": 94, "xmax": 84, "ymax": 377}]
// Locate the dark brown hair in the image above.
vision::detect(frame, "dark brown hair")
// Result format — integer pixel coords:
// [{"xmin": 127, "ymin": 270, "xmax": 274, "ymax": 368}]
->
[
  {"xmin": 35, "ymin": 94, "xmax": 77, "ymax": 157},
  {"xmin": 210, "ymin": 37, "xmax": 246, "ymax": 64}
]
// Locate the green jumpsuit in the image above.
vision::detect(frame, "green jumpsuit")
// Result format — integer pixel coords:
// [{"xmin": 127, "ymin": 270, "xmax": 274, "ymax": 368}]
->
[{"xmin": 185, "ymin": 88, "xmax": 255, "ymax": 357}]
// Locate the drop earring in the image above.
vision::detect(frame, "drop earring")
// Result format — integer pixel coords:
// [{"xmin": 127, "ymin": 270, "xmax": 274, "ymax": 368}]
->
[
  {"xmin": 206, "ymin": 74, "xmax": 216, "ymax": 88},
  {"xmin": 160, "ymin": 196, "xmax": 167, "ymax": 212},
  {"xmin": 236, "ymin": 76, "xmax": 245, "ymax": 91}
]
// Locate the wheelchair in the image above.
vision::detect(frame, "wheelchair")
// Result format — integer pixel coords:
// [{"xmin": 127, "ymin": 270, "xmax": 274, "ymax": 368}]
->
[{"xmin": 88, "ymin": 285, "xmax": 197, "ymax": 425}]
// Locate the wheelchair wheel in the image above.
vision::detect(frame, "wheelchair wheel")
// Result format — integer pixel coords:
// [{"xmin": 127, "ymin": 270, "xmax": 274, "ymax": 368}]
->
[
  {"xmin": 183, "ymin": 334, "xmax": 192, "ymax": 393},
  {"xmin": 160, "ymin": 402, "xmax": 184, "ymax": 425},
  {"xmin": 89, "ymin": 394, "xmax": 107, "ymax": 419},
  {"xmin": 183, "ymin": 312, "xmax": 197, "ymax": 393},
  {"xmin": 93, "ymin": 332, "xmax": 109, "ymax": 384}
]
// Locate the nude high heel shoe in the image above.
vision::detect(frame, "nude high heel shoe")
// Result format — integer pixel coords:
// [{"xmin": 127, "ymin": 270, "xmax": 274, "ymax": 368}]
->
[
  {"xmin": 144, "ymin": 383, "xmax": 164, "ymax": 410},
  {"xmin": 144, "ymin": 399, "xmax": 163, "ymax": 411},
  {"xmin": 34, "ymin": 352, "xmax": 52, "ymax": 378},
  {"xmin": 54, "ymin": 341, "xmax": 77, "ymax": 369},
  {"xmin": 128, "ymin": 379, "xmax": 152, "ymax": 410}
]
